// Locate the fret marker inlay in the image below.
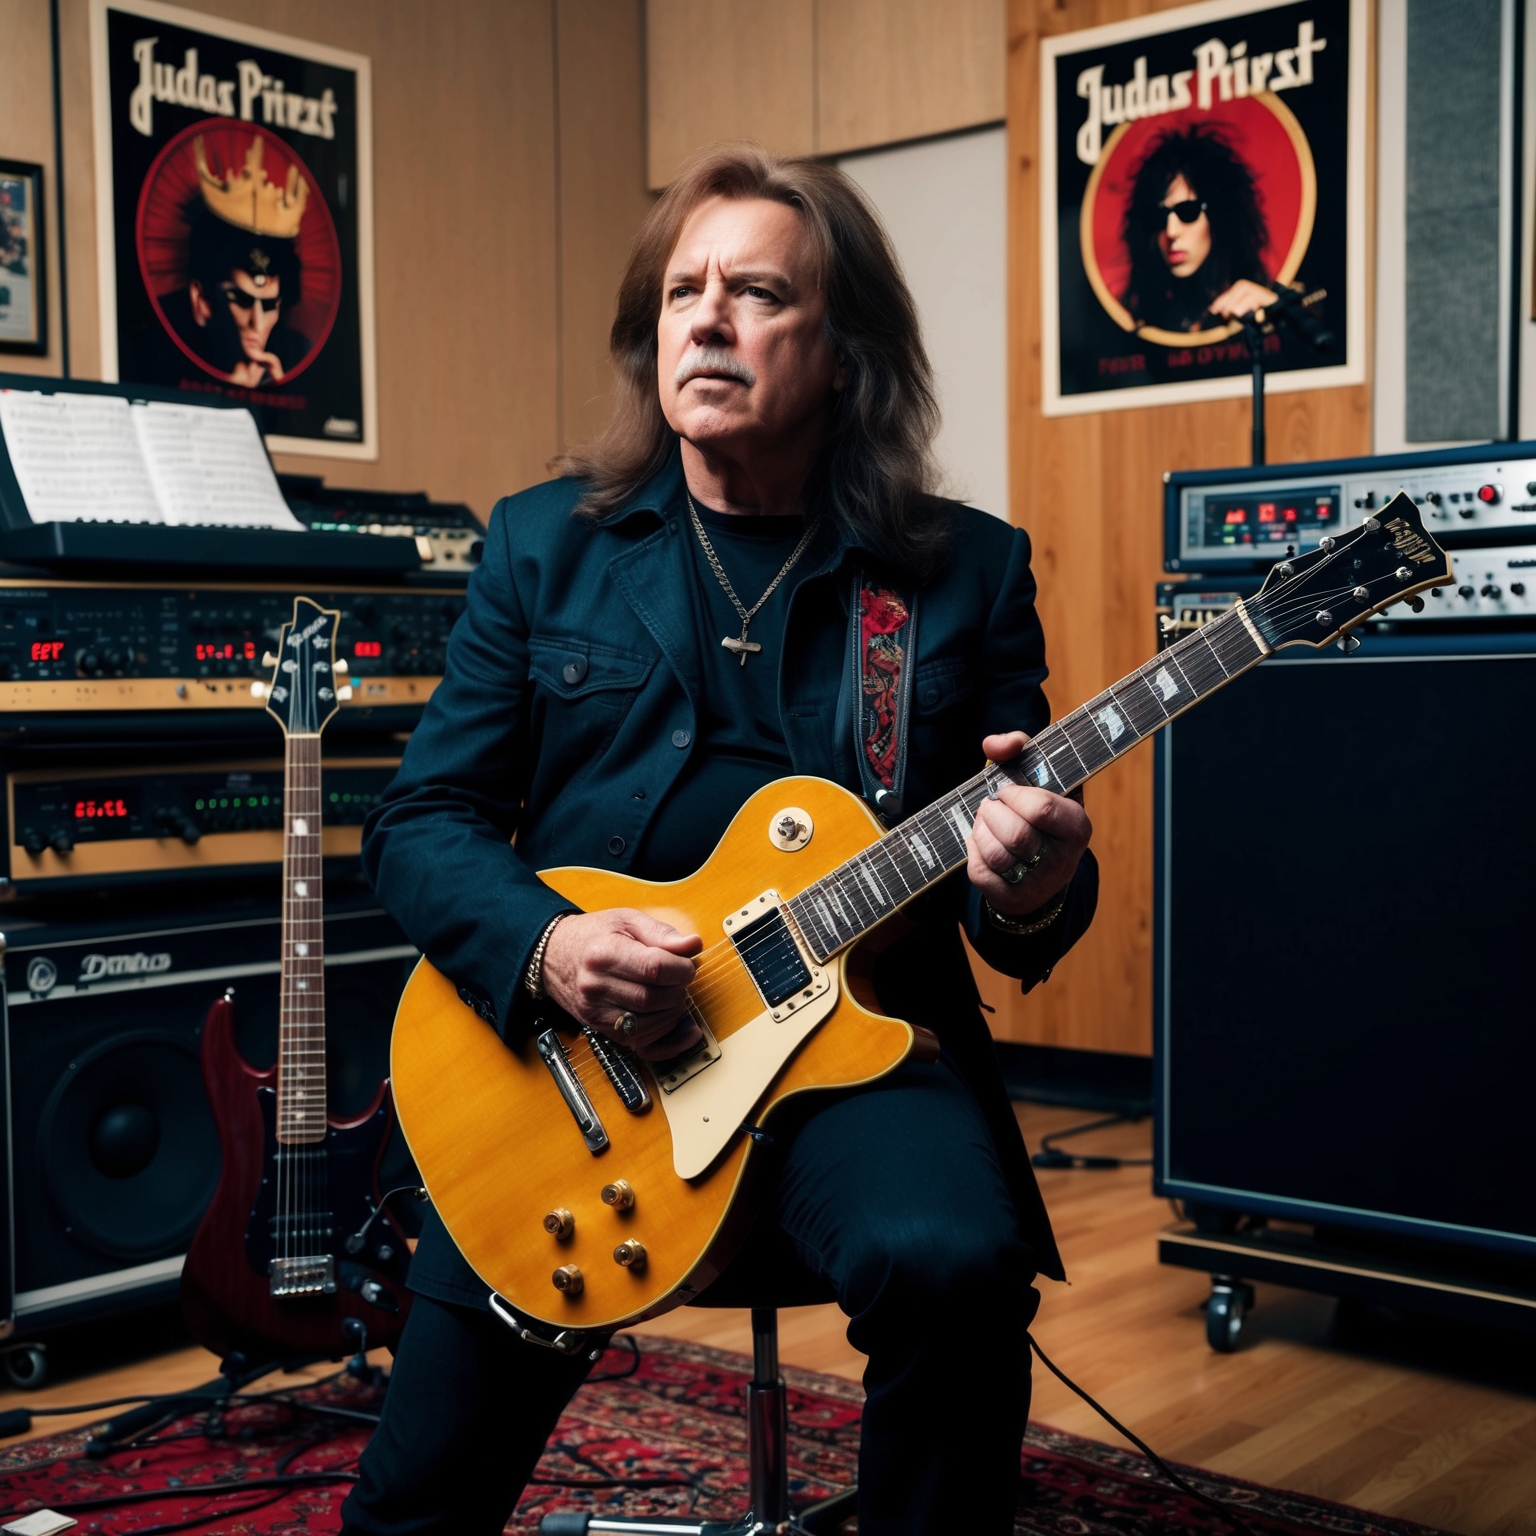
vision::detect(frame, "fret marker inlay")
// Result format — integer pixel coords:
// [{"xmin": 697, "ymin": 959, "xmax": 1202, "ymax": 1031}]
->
[
  {"xmin": 1153, "ymin": 666, "xmax": 1179, "ymax": 700},
  {"xmin": 1095, "ymin": 704, "xmax": 1127, "ymax": 742},
  {"xmin": 293, "ymin": 818, "xmax": 309, "ymax": 837},
  {"xmin": 294, "ymin": 880, "xmax": 308, "ymax": 896}
]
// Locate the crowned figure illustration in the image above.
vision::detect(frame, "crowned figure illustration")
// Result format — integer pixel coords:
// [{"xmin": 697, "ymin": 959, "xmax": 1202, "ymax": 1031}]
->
[{"xmin": 150, "ymin": 133, "xmax": 314, "ymax": 387}]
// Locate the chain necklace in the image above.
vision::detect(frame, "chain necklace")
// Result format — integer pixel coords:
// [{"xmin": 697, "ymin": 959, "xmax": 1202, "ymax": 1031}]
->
[{"xmin": 685, "ymin": 490, "xmax": 820, "ymax": 665}]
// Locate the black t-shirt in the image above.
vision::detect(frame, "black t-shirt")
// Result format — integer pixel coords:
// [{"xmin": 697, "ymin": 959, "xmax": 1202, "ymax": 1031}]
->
[{"xmin": 636, "ymin": 504, "xmax": 807, "ymax": 880}]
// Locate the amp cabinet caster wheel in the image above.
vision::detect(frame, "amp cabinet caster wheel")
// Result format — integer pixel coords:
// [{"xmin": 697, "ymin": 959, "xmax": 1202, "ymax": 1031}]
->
[
  {"xmin": 1205, "ymin": 1278, "xmax": 1255, "ymax": 1353},
  {"xmin": 4, "ymin": 1343, "xmax": 49, "ymax": 1390}
]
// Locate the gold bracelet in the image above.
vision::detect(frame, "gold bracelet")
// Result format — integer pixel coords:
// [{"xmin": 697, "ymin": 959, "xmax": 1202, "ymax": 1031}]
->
[
  {"xmin": 523, "ymin": 912, "xmax": 571, "ymax": 999},
  {"xmin": 985, "ymin": 889, "xmax": 1068, "ymax": 935}
]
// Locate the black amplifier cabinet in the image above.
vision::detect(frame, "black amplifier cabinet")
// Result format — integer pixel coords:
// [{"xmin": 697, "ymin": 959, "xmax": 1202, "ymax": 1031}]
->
[
  {"xmin": 1152, "ymin": 605, "xmax": 1536, "ymax": 1338},
  {"xmin": 0, "ymin": 887, "xmax": 418, "ymax": 1339},
  {"xmin": 1164, "ymin": 441, "xmax": 1536, "ymax": 575}
]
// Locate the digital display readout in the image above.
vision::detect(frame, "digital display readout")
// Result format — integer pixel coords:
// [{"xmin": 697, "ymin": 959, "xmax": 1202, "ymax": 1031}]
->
[
  {"xmin": 195, "ymin": 641, "xmax": 258, "ymax": 661},
  {"xmin": 30, "ymin": 640, "xmax": 65, "ymax": 662},
  {"xmin": 75, "ymin": 796, "xmax": 133, "ymax": 820},
  {"xmin": 353, "ymin": 640, "xmax": 382, "ymax": 657},
  {"xmin": 1201, "ymin": 490, "xmax": 1339, "ymax": 548}
]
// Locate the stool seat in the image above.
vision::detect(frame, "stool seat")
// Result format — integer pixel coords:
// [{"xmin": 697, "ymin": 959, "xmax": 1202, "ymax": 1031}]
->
[{"xmin": 539, "ymin": 1232, "xmax": 856, "ymax": 1535}]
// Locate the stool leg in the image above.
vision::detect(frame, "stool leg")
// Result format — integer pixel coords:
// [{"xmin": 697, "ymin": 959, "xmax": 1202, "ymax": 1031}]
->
[{"xmin": 748, "ymin": 1309, "xmax": 788, "ymax": 1526}]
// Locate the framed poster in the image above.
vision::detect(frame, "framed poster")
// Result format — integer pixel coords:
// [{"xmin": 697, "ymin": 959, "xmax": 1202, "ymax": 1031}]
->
[
  {"xmin": 1040, "ymin": 0, "xmax": 1366, "ymax": 416},
  {"xmin": 89, "ymin": 0, "xmax": 376, "ymax": 457},
  {"xmin": 0, "ymin": 160, "xmax": 47, "ymax": 355}
]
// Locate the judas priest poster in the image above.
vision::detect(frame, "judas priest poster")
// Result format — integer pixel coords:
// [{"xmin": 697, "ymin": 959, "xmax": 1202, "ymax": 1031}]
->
[
  {"xmin": 1040, "ymin": 0, "xmax": 1365, "ymax": 415},
  {"xmin": 90, "ymin": 0, "xmax": 376, "ymax": 457}
]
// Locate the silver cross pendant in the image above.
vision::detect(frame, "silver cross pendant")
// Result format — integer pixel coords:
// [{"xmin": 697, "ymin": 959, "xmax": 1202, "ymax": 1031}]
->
[{"xmin": 721, "ymin": 631, "xmax": 762, "ymax": 666}]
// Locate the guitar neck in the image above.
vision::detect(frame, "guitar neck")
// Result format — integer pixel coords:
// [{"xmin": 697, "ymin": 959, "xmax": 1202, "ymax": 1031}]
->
[
  {"xmin": 787, "ymin": 602, "xmax": 1271, "ymax": 962},
  {"xmin": 277, "ymin": 732, "xmax": 327, "ymax": 1144}
]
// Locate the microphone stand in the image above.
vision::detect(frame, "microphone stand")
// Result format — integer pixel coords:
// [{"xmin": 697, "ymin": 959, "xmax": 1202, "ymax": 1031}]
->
[
  {"xmin": 1241, "ymin": 315, "xmax": 1268, "ymax": 467},
  {"xmin": 1239, "ymin": 287, "xmax": 1333, "ymax": 467}
]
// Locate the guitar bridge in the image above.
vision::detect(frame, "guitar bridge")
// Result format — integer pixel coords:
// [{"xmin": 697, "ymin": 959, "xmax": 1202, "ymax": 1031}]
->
[
  {"xmin": 270, "ymin": 1255, "xmax": 337, "ymax": 1296},
  {"xmin": 582, "ymin": 1027, "xmax": 652, "ymax": 1113}
]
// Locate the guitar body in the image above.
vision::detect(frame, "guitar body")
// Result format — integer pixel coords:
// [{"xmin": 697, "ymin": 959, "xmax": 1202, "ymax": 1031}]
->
[
  {"xmin": 391, "ymin": 775, "xmax": 922, "ymax": 1334},
  {"xmin": 182, "ymin": 991, "xmax": 413, "ymax": 1360},
  {"xmin": 391, "ymin": 496, "xmax": 1455, "ymax": 1339}
]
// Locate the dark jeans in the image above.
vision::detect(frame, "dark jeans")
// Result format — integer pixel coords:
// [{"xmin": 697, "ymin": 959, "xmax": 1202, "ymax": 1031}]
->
[{"xmin": 341, "ymin": 1058, "xmax": 1039, "ymax": 1536}]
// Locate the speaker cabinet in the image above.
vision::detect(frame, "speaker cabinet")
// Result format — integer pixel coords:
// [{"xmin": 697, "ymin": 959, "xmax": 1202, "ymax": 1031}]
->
[
  {"xmin": 1, "ymin": 890, "xmax": 417, "ymax": 1334},
  {"xmin": 1154, "ymin": 632, "xmax": 1536, "ymax": 1260}
]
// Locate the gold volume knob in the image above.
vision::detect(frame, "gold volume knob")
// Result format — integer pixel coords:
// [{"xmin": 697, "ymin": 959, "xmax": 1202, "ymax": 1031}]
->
[
  {"xmin": 543, "ymin": 1208, "xmax": 574, "ymax": 1240},
  {"xmin": 601, "ymin": 1179, "xmax": 635, "ymax": 1212},
  {"xmin": 551, "ymin": 1264, "xmax": 584, "ymax": 1296},
  {"xmin": 613, "ymin": 1239, "xmax": 647, "ymax": 1271}
]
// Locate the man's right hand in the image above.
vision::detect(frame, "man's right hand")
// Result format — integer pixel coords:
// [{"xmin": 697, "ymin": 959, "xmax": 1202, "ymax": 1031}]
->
[{"xmin": 541, "ymin": 910, "xmax": 703, "ymax": 1061}]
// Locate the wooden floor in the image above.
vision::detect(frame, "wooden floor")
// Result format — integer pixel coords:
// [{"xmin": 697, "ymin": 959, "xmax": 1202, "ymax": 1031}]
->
[{"xmin": 3, "ymin": 1104, "xmax": 1533, "ymax": 1533}]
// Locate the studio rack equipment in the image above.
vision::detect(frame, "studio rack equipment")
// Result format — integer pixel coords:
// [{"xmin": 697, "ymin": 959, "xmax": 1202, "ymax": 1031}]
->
[
  {"xmin": 1155, "ymin": 444, "xmax": 1536, "ymax": 1351},
  {"xmin": 0, "ymin": 379, "xmax": 467, "ymax": 1373}
]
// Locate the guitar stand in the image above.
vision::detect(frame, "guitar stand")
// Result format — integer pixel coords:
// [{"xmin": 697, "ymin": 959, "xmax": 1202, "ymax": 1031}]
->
[
  {"xmin": 84, "ymin": 1354, "xmax": 290, "ymax": 1458},
  {"xmin": 539, "ymin": 1309, "xmax": 857, "ymax": 1536}
]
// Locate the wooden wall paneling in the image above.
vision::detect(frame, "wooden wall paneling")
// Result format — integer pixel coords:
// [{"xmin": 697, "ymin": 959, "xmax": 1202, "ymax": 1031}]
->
[
  {"xmin": 0, "ymin": 0, "xmax": 63, "ymax": 376},
  {"xmin": 556, "ymin": 0, "xmax": 655, "ymax": 451},
  {"xmin": 813, "ymin": 0, "xmax": 1005, "ymax": 157},
  {"xmin": 993, "ymin": 0, "xmax": 1373, "ymax": 1055},
  {"xmin": 645, "ymin": 0, "xmax": 814, "ymax": 189}
]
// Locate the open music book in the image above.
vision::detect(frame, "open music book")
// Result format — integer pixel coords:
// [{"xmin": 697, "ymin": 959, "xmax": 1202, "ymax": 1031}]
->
[{"xmin": 0, "ymin": 389, "xmax": 302, "ymax": 532}]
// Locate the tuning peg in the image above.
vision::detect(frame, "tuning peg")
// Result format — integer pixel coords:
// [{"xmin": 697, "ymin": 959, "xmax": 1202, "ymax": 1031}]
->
[
  {"xmin": 262, "ymin": 651, "xmax": 279, "ymax": 668},
  {"xmin": 337, "ymin": 685, "xmax": 354, "ymax": 702},
  {"xmin": 334, "ymin": 659, "xmax": 349, "ymax": 675},
  {"xmin": 250, "ymin": 681, "xmax": 270, "ymax": 699},
  {"xmin": 1337, "ymin": 635, "xmax": 1362, "ymax": 654},
  {"xmin": 1407, "ymin": 596, "xmax": 1425, "ymax": 613}
]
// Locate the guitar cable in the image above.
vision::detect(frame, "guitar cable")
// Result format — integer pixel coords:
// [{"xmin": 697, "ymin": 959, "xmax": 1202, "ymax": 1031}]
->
[{"xmin": 1026, "ymin": 1332, "xmax": 1258, "ymax": 1536}]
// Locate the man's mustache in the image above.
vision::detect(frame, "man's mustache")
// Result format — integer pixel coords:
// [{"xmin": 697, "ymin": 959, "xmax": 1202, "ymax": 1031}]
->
[{"xmin": 674, "ymin": 349, "xmax": 756, "ymax": 387}]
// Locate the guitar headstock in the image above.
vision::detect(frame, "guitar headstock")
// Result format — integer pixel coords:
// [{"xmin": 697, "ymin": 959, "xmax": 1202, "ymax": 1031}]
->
[
  {"xmin": 1251, "ymin": 492, "xmax": 1453, "ymax": 650},
  {"xmin": 254, "ymin": 596, "xmax": 351, "ymax": 736}
]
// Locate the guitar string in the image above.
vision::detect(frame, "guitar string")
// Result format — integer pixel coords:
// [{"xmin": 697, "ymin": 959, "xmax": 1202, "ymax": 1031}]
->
[
  {"xmin": 685, "ymin": 560, "xmax": 1422, "ymax": 998},
  {"xmin": 545, "ymin": 547, "xmax": 1433, "ymax": 1070},
  {"xmin": 671, "ymin": 560, "xmax": 1389, "ymax": 997}
]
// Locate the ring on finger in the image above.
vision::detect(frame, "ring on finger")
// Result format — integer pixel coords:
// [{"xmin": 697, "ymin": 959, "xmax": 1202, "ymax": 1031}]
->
[
  {"xmin": 1001, "ymin": 845, "xmax": 1045, "ymax": 884},
  {"xmin": 615, "ymin": 1012, "xmax": 637, "ymax": 1038}
]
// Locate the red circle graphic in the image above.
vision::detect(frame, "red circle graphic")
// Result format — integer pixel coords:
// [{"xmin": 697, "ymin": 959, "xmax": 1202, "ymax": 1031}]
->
[
  {"xmin": 1081, "ymin": 93, "xmax": 1316, "ymax": 347},
  {"xmin": 134, "ymin": 121, "xmax": 341, "ymax": 384}
]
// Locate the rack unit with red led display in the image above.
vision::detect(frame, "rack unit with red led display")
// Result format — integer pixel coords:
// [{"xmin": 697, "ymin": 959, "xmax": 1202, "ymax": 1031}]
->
[{"xmin": 1164, "ymin": 441, "xmax": 1536, "ymax": 575}]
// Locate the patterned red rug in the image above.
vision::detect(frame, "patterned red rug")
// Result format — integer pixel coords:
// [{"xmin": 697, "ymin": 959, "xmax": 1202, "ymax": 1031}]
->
[{"xmin": 0, "ymin": 1335, "xmax": 1451, "ymax": 1535}]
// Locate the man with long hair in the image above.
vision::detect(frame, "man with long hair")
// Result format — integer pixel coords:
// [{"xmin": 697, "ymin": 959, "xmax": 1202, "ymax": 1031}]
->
[
  {"xmin": 1121, "ymin": 123, "xmax": 1278, "ymax": 333},
  {"xmin": 344, "ymin": 143, "xmax": 1097, "ymax": 1536}
]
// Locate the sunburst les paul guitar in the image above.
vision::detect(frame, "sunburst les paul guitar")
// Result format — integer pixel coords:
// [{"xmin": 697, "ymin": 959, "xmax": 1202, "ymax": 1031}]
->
[
  {"xmin": 390, "ymin": 496, "xmax": 1450, "ymax": 1346},
  {"xmin": 181, "ymin": 598, "xmax": 412, "ymax": 1360}
]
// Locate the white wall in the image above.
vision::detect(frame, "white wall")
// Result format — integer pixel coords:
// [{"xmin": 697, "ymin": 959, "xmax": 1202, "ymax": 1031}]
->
[{"xmin": 838, "ymin": 126, "xmax": 1009, "ymax": 519}]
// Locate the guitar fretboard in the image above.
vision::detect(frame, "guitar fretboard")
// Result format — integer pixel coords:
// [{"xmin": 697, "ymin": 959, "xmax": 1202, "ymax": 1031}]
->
[
  {"xmin": 786, "ymin": 603, "xmax": 1271, "ymax": 962},
  {"xmin": 277, "ymin": 732, "xmax": 327, "ymax": 1144}
]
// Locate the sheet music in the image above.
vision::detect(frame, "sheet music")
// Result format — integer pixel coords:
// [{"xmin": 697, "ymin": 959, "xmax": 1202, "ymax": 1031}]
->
[
  {"xmin": 0, "ymin": 390, "xmax": 164, "ymax": 523},
  {"xmin": 130, "ymin": 403, "xmax": 303, "ymax": 530}
]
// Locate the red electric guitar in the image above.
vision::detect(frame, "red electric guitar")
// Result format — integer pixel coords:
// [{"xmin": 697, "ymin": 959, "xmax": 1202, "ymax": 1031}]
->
[{"xmin": 181, "ymin": 598, "xmax": 412, "ymax": 1360}]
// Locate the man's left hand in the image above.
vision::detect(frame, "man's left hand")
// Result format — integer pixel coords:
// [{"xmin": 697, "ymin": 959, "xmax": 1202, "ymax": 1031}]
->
[{"xmin": 967, "ymin": 732, "xmax": 1093, "ymax": 917}]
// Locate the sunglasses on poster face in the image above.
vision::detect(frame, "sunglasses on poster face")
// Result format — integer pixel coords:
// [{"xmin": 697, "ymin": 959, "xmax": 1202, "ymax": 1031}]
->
[
  {"xmin": 1157, "ymin": 198, "xmax": 1208, "ymax": 226},
  {"xmin": 219, "ymin": 283, "xmax": 282, "ymax": 313}
]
